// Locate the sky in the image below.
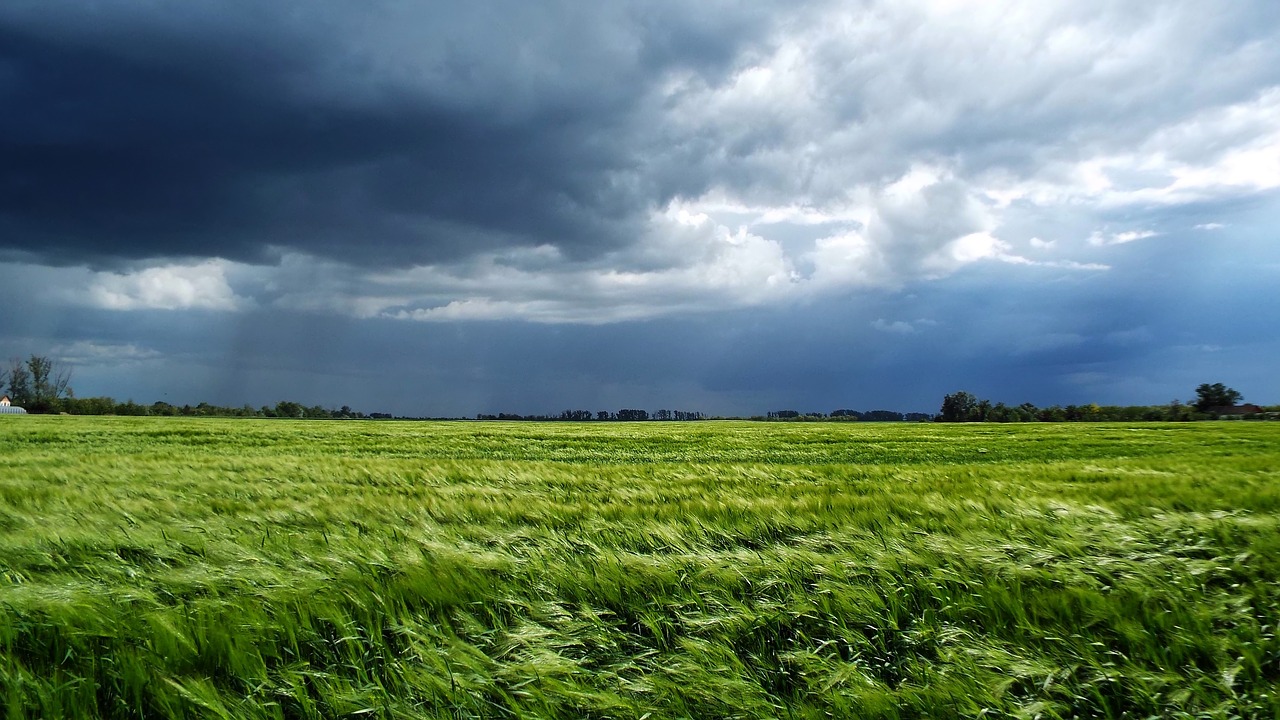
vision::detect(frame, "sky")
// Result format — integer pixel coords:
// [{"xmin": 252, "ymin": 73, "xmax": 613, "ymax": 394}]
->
[{"xmin": 2, "ymin": 0, "xmax": 1278, "ymax": 417}]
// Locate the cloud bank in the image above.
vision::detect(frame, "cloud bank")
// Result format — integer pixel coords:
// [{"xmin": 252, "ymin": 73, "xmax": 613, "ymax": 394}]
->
[{"xmin": 2, "ymin": 0, "xmax": 1277, "ymax": 412}]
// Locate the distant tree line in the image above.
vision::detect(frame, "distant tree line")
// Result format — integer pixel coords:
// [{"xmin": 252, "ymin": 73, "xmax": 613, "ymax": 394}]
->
[
  {"xmin": 936, "ymin": 384, "xmax": 1276, "ymax": 422},
  {"xmin": 8, "ymin": 352, "xmax": 1272, "ymax": 423},
  {"xmin": 475, "ymin": 409, "xmax": 707, "ymax": 422},
  {"xmin": 3, "ymin": 354, "xmax": 390, "ymax": 418},
  {"xmin": 765, "ymin": 409, "xmax": 933, "ymax": 422},
  {"xmin": 15, "ymin": 394, "xmax": 386, "ymax": 420}
]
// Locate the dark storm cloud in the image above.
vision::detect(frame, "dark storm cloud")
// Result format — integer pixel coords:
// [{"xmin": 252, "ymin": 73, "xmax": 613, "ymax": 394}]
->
[
  {"xmin": 0, "ymin": 1, "xmax": 776, "ymax": 268},
  {"xmin": 3, "ymin": 1, "xmax": 1279, "ymax": 414}
]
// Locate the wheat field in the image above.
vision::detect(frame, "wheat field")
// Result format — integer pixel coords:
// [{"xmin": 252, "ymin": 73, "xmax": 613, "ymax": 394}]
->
[{"xmin": 1, "ymin": 417, "xmax": 1277, "ymax": 718}]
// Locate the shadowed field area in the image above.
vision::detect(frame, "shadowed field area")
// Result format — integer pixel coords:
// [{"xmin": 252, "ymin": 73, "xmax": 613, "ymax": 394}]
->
[{"xmin": 1, "ymin": 417, "xmax": 1277, "ymax": 718}]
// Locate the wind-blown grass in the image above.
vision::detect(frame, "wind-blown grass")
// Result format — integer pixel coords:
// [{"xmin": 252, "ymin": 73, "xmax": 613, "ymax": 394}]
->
[{"xmin": 1, "ymin": 417, "xmax": 1277, "ymax": 718}]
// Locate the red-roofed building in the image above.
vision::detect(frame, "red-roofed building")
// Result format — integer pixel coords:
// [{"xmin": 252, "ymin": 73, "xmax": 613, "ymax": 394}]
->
[{"xmin": 1213, "ymin": 403, "xmax": 1264, "ymax": 416}]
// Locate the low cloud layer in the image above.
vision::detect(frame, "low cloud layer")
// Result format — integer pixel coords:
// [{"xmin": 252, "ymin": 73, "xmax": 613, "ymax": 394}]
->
[{"xmin": 2, "ymin": 1, "xmax": 1277, "ymax": 411}]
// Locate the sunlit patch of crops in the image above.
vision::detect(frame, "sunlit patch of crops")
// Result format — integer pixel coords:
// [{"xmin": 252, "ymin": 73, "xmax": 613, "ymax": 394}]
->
[{"xmin": 1, "ymin": 417, "xmax": 1277, "ymax": 718}]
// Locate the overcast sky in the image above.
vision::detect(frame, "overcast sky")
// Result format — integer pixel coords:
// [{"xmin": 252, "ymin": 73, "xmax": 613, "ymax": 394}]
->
[{"xmin": 2, "ymin": 0, "xmax": 1277, "ymax": 416}]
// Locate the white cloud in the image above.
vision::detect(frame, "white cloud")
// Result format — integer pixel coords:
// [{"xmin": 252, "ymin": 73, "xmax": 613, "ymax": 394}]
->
[
  {"xmin": 249, "ymin": 168, "xmax": 1109, "ymax": 324},
  {"xmin": 1194, "ymin": 222, "xmax": 1226, "ymax": 230},
  {"xmin": 927, "ymin": 232, "xmax": 1008, "ymax": 271},
  {"xmin": 1041, "ymin": 259, "xmax": 1111, "ymax": 271},
  {"xmin": 260, "ymin": 205, "xmax": 803, "ymax": 324},
  {"xmin": 50, "ymin": 341, "xmax": 161, "ymax": 366},
  {"xmin": 86, "ymin": 261, "xmax": 242, "ymax": 311},
  {"xmin": 1088, "ymin": 230, "xmax": 1159, "ymax": 246},
  {"xmin": 1000, "ymin": 88, "xmax": 1280, "ymax": 212}
]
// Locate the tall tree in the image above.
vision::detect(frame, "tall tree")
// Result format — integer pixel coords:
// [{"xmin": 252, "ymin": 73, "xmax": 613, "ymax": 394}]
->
[
  {"xmin": 939, "ymin": 391, "xmax": 978, "ymax": 422},
  {"xmin": 275, "ymin": 400, "xmax": 304, "ymax": 418},
  {"xmin": 26, "ymin": 355, "xmax": 72, "ymax": 411},
  {"xmin": 975, "ymin": 399, "xmax": 993, "ymax": 422},
  {"xmin": 1193, "ymin": 383, "xmax": 1242, "ymax": 412},
  {"xmin": 6, "ymin": 358, "xmax": 33, "ymax": 406}
]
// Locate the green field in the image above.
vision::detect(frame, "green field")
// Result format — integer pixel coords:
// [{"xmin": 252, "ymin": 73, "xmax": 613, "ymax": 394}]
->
[{"xmin": 1, "ymin": 417, "xmax": 1277, "ymax": 719}]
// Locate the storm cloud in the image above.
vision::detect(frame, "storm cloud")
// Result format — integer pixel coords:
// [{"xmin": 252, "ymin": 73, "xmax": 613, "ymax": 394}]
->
[{"xmin": 2, "ymin": 0, "xmax": 1277, "ymax": 413}]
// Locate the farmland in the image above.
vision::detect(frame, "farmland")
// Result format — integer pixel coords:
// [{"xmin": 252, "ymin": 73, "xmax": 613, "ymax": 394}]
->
[{"xmin": 1, "ymin": 417, "xmax": 1277, "ymax": 718}]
